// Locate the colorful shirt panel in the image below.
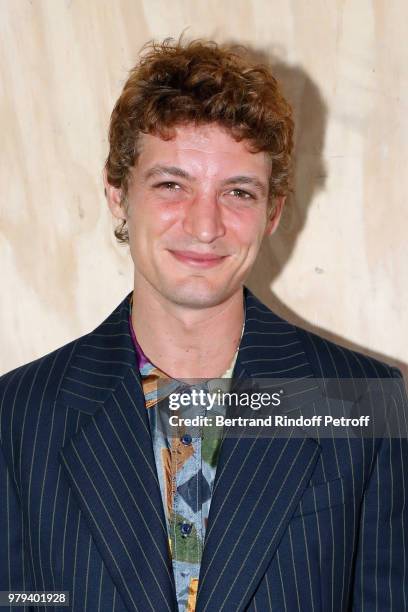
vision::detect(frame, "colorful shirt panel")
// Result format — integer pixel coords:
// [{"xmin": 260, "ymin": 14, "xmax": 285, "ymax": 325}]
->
[{"xmin": 129, "ymin": 311, "xmax": 240, "ymax": 611}]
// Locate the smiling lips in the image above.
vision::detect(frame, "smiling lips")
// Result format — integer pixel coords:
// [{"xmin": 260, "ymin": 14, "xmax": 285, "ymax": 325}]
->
[{"xmin": 169, "ymin": 249, "xmax": 227, "ymax": 268}]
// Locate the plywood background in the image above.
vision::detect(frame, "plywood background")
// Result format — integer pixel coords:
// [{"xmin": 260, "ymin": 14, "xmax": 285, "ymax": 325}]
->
[{"xmin": 1, "ymin": 0, "xmax": 407, "ymax": 379}]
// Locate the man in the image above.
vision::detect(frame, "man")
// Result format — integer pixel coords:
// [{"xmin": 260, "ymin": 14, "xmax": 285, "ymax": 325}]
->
[{"xmin": 0, "ymin": 38, "xmax": 407, "ymax": 612}]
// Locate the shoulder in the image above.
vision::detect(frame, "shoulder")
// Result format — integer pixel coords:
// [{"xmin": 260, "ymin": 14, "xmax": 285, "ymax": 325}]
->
[
  {"xmin": 0, "ymin": 337, "xmax": 87, "ymax": 478},
  {"xmin": 0, "ymin": 294, "xmax": 132, "ymax": 408},
  {"xmin": 295, "ymin": 325, "xmax": 402, "ymax": 380},
  {"xmin": 0, "ymin": 337, "xmax": 84, "ymax": 436},
  {"xmin": 244, "ymin": 287, "xmax": 401, "ymax": 380},
  {"xmin": 0, "ymin": 294, "xmax": 133, "ymax": 442}
]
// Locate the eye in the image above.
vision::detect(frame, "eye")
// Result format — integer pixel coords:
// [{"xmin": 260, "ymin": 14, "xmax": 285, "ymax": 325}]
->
[
  {"xmin": 154, "ymin": 181, "xmax": 182, "ymax": 191},
  {"xmin": 228, "ymin": 188, "xmax": 254, "ymax": 200}
]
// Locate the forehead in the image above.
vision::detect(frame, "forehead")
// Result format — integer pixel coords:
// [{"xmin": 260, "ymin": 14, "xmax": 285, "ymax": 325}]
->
[{"xmin": 136, "ymin": 123, "xmax": 271, "ymax": 176}]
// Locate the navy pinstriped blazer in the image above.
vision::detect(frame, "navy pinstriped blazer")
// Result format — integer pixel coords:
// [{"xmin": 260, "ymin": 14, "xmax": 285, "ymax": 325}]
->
[{"xmin": 1, "ymin": 287, "xmax": 407, "ymax": 612}]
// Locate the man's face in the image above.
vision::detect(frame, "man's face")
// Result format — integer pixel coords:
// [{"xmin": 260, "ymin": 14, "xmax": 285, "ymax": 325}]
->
[{"xmin": 106, "ymin": 123, "xmax": 284, "ymax": 309}]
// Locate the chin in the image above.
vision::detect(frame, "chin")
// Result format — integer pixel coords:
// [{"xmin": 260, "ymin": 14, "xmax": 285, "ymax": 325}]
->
[{"xmin": 161, "ymin": 280, "xmax": 235, "ymax": 309}]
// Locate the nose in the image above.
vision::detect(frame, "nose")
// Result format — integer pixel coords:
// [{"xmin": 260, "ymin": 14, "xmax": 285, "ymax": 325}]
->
[{"xmin": 182, "ymin": 190, "xmax": 226, "ymax": 243}]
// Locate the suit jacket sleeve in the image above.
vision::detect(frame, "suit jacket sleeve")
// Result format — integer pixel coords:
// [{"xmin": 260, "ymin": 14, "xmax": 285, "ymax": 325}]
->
[
  {"xmin": 0, "ymin": 440, "xmax": 34, "ymax": 602},
  {"xmin": 351, "ymin": 367, "xmax": 408, "ymax": 611}
]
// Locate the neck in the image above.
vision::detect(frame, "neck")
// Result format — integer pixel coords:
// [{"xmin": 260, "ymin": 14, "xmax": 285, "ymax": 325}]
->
[{"xmin": 131, "ymin": 280, "xmax": 245, "ymax": 379}]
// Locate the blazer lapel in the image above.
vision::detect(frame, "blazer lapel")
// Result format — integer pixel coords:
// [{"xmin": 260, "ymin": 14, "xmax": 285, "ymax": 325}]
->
[
  {"xmin": 196, "ymin": 288, "xmax": 323, "ymax": 612},
  {"xmin": 58, "ymin": 295, "xmax": 177, "ymax": 612}
]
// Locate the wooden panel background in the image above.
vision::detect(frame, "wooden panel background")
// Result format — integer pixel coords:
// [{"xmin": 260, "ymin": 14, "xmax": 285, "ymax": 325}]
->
[{"xmin": 1, "ymin": 0, "xmax": 407, "ymax": 378}]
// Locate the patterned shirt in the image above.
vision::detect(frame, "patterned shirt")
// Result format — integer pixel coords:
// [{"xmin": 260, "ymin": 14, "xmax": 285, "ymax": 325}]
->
[{"xmin": 128, "ymin": 306, "xmax": 243, "ymax": 611}]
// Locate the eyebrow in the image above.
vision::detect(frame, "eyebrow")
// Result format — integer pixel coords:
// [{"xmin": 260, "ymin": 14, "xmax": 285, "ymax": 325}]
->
[
  {"xmin": 144, "ymin": 165, "xmax": 268, "ymax": 196},
  {"xmin": 221, "ymin": 175, "xmax": 268, "ymax": 196},
  {"xmin": 144, "ymin": 165, "xmax": 194, "ymax": 181}
]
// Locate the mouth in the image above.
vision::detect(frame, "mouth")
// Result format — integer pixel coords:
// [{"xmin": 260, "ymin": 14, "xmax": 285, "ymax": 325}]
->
[{"xmin": 168, "ymin": 249, "xmax": 228, "ymax": 268}]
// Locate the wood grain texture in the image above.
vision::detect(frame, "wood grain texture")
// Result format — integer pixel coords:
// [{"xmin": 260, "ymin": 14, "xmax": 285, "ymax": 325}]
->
[{"xmin": 1, "ymin": 0, "xmax": 407, "ymax": 377}]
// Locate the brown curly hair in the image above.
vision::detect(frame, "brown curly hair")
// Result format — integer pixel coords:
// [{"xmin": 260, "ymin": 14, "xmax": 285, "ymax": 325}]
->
[{"xmin": 105, "ymin": 37, "xmax": 294, "ymax": 243}]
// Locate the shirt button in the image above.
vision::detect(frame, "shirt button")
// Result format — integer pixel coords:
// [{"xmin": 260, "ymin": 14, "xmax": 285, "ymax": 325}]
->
[
  {"xmin": 180, "ymin": 522, "xmax": 193, "ymax": 537},
  {"xmin": 181, "ymin": 433, "xmax": 192, "ymax": 445}
]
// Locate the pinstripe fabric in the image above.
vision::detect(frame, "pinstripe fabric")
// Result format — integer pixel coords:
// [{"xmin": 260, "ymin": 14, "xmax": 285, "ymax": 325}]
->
[{"xmin": 1, "ymin": 286, "xmax": 407, "ymax": 611}]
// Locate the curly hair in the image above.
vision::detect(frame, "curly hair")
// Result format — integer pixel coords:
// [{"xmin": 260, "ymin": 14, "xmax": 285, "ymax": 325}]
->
[{"xmin": 105, "ymin": 37, "xmax": 294, "ymax": 243}]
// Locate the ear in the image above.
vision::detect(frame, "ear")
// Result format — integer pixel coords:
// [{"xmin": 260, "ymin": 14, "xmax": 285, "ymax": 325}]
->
[
  {"xmin": 265, "ymin": 196, "xmax": 286, "ymax": 236},
  {"xmin": 103, "ymin": 168, "xmax": 126, "ymax": 221}
]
